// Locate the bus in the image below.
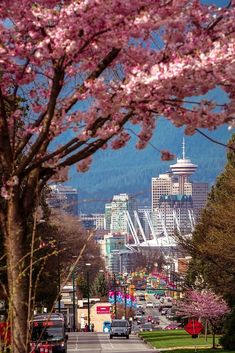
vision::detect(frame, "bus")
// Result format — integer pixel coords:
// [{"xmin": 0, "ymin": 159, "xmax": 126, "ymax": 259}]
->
[{"xmin": 31, "ymin": 313, "xmax": 68, "ymax": 353}]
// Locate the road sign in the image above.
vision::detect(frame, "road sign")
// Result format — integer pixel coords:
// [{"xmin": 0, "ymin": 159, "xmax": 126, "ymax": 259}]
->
[
  {"xmin": 184, "ymin": 320, "xmax": 203, "ymax": 336},
  {"xmin": 96, "ymin": 305, "xmax": 111, "ymax": 314}
]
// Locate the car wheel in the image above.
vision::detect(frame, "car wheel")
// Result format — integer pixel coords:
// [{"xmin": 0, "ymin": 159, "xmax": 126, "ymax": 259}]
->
[
  {"xmin": 110, "ymin": 335, "xmax": 113, "ymax": 339},
  {"xmin": 126, "ymin": 335, "xmax": 129, "ymax": 339}
]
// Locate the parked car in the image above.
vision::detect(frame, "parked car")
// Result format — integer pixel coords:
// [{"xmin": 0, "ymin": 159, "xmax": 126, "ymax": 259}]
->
[
  {"xmin": 146, "ymin": 301, "xmax": 154, "ymax": 308},
  {"xmin": 137, "ymin": 317, "xmax": 145, "ymax": 325},
  {"xmin": 166, "ymin": 311, "xmax": 175, "ymax": 320},
  {"xmin": 140, "ymin": 323, "xmax": 153, "ymax": 332},
  {"xmin": 134, "ymin": 312, "xmax": 143, "ymax": 320},
  {"xmin": 164, "ymin": 323, "xmax": 182, "ymax": 330},
  {"xmin": 152, "ymin": 316, "xmax": 160, "ymax": 325},
  {"xmin": 161, "ymin": 308, "xmax": 168, "ymax": 315},
  {"xmin": 109, "ymin": 319, "xmax": 131, "ymax": 339},
  {"xmin": 137, "ymin": 303, "xmax": 143, "ymax": 309}
]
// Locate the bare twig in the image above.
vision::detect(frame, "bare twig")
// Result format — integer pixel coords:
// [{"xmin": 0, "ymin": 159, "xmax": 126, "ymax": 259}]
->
[{"xmin": 195, "ymin": 128, "xmax": 235, "ymax": 151}]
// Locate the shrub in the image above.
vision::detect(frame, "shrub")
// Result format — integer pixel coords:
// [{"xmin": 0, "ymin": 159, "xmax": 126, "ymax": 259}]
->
[{"xmin": 219, "ymin": 308, "xmax": 235, "ymax": 350}]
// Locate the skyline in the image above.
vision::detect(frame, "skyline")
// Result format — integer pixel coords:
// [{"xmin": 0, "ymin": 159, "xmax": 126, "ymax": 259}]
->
[{"xmin": 64, "ymin": 120, "xmax": 232, "ymax": 213}]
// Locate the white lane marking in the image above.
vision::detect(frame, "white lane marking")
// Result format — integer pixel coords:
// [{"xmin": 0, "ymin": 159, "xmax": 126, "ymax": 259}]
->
[
  {"xmin": 107, "ymin": 334, "xmax": 114, "ymax": 349},
  {"xmin": 75, "ymin": 333, "xmax": 79, "ymax": 351}
]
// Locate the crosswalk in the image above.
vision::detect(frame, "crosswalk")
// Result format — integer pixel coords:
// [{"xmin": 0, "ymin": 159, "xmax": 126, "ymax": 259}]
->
[{"xmin": 67, "ymin": 332, "xmax": 155, "ymax": 353}]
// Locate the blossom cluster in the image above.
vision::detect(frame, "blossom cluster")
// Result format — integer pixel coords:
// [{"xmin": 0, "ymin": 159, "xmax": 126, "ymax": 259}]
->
[
  {"xmin": 0, "ymin": 0, "xmax": 235, "ymax": 199},
  {"xmin": 177, "ymin": 289, "xmax": 230, "ymax": 323}
]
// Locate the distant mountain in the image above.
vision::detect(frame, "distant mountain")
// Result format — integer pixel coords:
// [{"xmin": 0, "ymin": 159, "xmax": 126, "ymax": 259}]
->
[{"xmin": 67, "ymin": 118, "xmax": 233, "ymax": 213}]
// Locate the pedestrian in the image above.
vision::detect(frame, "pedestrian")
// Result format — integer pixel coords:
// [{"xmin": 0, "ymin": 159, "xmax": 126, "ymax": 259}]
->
[
  {"xmin": 67, "ymin": 323, "xmax": 71, "ymax": 332},
  {"xmin": 91, "ymin": 323, "xmax": 94, "ymax": 332},
  {"xmin": 85, "ymin": 323, "xmax": 88, "ymax": 332}
]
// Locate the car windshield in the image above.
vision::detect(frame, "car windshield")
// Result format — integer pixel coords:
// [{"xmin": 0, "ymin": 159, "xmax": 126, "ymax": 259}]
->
[
  {"xmin": 143, "ymin": 323, "xmax": 152, "ymax": 327},
  {"xmin": 32, "ymin": 324, "xmax": 63, "ymax": 342},
  {"xmin": 112, "ymin": 321, "xmax": 128, "ymax": 327}
]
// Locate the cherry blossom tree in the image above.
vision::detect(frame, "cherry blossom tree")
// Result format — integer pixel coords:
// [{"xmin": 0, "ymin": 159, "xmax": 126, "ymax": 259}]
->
[
  {"xmin": 177, "ymin": 289, "xmax": 230, "ymax": 348},
  {"xmin": 0, "ymin": 1, "xmax": 235, "ymax": 352}
]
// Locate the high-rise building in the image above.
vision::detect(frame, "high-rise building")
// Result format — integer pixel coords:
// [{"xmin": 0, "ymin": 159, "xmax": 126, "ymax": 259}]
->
[
  {"xmin": 99, "ymin": 233, "xmax": 133, "ymax": 274},
  {"xmin": 152, "ymin": 173, "xmax": 192, "ymax": 209},
  {"xmin": 192, "ymin": 182, "xmax": 209, "ymax": 217},
  {"xmin": 151, "ymin": 140, "xmax": 208, "ymax": 235},
  {"xmin": 105, "ymin": 193, "xmax": 135, "ymax": 234},
  {"xmin": 157, "ymin": 194, "xmax": 194, "ymax": 235},
  {"xmin": 105, "ymin": 203, "xmax": 112, "ymax": 231}
]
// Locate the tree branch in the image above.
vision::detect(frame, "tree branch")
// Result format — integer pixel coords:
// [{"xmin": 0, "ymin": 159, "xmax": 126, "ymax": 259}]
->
[
  {"xmin": 0, "ymin": 88, "xmax": 13, "ymax": 171},
  {"xmin": 64, "ymin": 47, "xmax": 121, "ymax": 114},
  {"xmin": 40, "ymin": 112, "xmax": 132, "ymax": 183},
  {"xmin": 17, "ymin": 66, "xmax": 65, "ymax": 175},
  {"xmin": 195, "ymin": 128, "xmax": 235, "ymax": 151},
  {"xmin": 17, "ymin": 47, "xmax": 121, "ymax": 177}
]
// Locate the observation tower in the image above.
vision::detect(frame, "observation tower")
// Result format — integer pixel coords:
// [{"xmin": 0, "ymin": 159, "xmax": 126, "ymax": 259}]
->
[{"xmin": 170, "ymin": 139, "xmax": 197, "ymax": 194}]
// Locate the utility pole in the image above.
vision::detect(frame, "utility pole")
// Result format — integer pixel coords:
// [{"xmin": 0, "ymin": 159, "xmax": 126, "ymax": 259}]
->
[
  {"xmin": 87, "ymin": 270, "xmax": 91, "ymax": 331},
  {"xmin": 72, "ymin": 271, "xmax": 76, "ymax": 332},
  {"xmin": 57, "ymin": 251, "xmax": 61, "ymax": 313},
  {"xmin": 124, "ymin": 286, "xmax": 127, "ymax": 320},
  {"xmin": 114, "ymin": 274, "xmax": 117, "ymax": 319}
]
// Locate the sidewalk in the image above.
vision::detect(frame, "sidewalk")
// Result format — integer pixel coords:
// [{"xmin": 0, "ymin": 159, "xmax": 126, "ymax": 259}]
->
[{"xmin": 158, "ymin": 346, "xmax": 213, "ymax": 351}]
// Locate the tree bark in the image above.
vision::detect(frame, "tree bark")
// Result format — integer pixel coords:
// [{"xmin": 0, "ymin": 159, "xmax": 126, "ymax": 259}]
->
[
  {"xmin": 5, "ymin": 194, "xmax": 29, "ymax": 353},
  {"xmin": 205, "ymin": 319, "xmax": 208, "ymax": 342},
  {"xmin": 210, "ymin": 322, "xmax": 216, "ymax": 349},
  {"xmin": 212, "ymin": 331, "xmax": 216, "ymax": 349}
]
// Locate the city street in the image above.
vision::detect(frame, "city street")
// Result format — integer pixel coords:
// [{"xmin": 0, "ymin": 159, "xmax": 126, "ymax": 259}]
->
[{"xmin": 67, "ymin": 332, "xmax": 155, "ymax": 353}]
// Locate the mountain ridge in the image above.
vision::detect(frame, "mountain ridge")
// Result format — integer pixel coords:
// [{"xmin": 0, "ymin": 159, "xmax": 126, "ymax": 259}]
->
[{"xmin": 66, "ymin": 119, "xmax": 232, "ymax": 213}]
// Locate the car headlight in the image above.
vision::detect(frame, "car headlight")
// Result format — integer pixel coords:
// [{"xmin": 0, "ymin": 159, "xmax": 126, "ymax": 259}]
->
[{"xmin": 57, "ymin": 340, "xmax": 65, "ymax": 347}]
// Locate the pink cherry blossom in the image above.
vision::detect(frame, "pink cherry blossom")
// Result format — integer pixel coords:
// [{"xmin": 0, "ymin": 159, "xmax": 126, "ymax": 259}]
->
[
  {"xmin": 0, "ymin": 1, "xmax": 233, "ymax": 192},
  {"xmin": 160, "ymin": 150, "xmax": 175, "ymax": 161},
  {"xmin": 76, "ymin": 156, "xmax": 93, "ymax": 173},
  {"xmin": 177, "ymin": 289, "xmax": 230, "ymax": 323},
  {"xmin": 1, "ymin": 3, "xmax": 235, "ymax": 352},
  {"xmin": 0, "ymin": 186, "xmax": 11, "ymax": 200}
]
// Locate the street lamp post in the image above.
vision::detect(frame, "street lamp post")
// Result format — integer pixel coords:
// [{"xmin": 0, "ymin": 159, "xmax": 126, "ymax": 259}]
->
[
  {"xmin": 113, "ymin": 274, "xmax": 117, "ymax": 319},
  {"xmin": 72, "ymin": 271, "xmax": 76, "ymax": 332},
  {"xmin": 86, "ymin": 263, "xmax": 91, "ymax": 331},
  {"xmin": 57, "ymin": 253, "xmax": 61, "ymax": 313},
  {"xmin": 124, "ymin": 285, "xmax": 127, "ymax": 319}
]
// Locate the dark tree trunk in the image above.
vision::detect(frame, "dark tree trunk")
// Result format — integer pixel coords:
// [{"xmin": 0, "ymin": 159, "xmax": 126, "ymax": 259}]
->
[
  {"xmin": 210, "ymin": 322, "xmax": 216, "ymax": 349},
  {"xmin": 4, "ymin": 194, "xmax": 30, "ymax": 353}
]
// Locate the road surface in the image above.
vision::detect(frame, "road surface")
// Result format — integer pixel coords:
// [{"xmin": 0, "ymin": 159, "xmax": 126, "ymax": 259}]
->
[{"xmin": 67, "ymin": 332, "xmax": 155, "ymax": 353}]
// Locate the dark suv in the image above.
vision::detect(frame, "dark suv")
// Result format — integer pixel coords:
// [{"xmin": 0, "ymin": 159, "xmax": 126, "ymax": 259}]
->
[{"xmin": 109, "ymin": 319, "xmax": 131, "ymax": 339}]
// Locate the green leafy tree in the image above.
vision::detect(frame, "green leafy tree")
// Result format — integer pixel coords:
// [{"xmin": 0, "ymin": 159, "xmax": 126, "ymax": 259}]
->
[
  {"xmin": 175, "ymin": 138, "xmax": 235, "ymax": 351},
  {"xmin": 76, "ymin": 274, "xmax": 88, "ymax": 299},
  {"xmin": 220, "ymin": 308, "xmax": 235, "ymax": 350},
  {"xmin": 176, "ymin": 135, "xmax": 235, "ymax": 302},
  {"xmin": 92, "ymin": 272, "xmax": 109, "ymax": 299}
]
